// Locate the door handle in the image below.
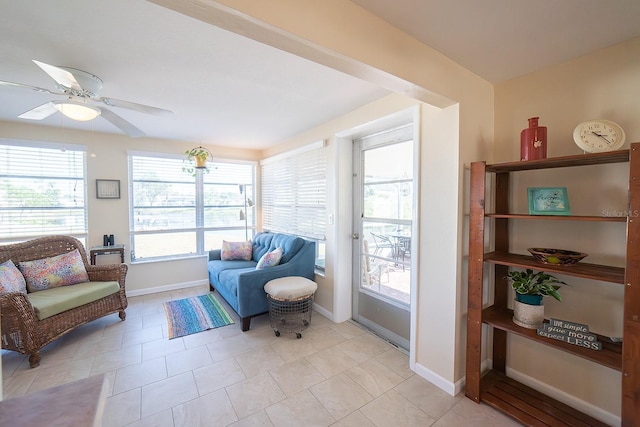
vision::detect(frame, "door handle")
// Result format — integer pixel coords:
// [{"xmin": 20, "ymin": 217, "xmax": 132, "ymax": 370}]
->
[{"xmin": 352, "ymin": 233, "xmax": 359, "ymax": 240}]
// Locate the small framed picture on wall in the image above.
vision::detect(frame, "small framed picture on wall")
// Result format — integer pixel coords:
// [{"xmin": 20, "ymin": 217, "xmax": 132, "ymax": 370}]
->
[{"xmin": 96, "ymin": 179, "xmax": 121, "ymax": 199}]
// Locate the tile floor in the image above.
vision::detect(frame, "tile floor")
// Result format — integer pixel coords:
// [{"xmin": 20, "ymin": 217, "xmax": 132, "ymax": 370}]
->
[{"xmin": 1, "ymin": 285, "xmax": 523, "ymax": 426}]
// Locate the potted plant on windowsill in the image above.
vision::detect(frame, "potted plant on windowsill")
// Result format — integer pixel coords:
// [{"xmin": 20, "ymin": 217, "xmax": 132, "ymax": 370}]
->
[
  {"xmin": 182, "ymin": 146, "xmax": 212, "ymax": 175},
  {"xmin": 506, "ymin": 268, "xmax": 567, "ymax": 329}
]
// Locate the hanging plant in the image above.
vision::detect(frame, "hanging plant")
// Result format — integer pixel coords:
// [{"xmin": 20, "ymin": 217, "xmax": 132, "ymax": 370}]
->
[{"xmin": 182, "ymin": 146, "xmax": 212, "ymax": 175}]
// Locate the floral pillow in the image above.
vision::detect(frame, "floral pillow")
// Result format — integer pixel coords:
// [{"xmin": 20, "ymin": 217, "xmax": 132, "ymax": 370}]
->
[
  {"xmin": 256, "ymin": 247, "xmax": 283, "ymax": 269},
  {"xmin": 0, "ymin": 260, "xmax": 27, "ymax": 295},
  {"xmin": 221, "ymin": 240, "xmax": 252, "ymax": 261},
  {"xmin": 19, "ymin": 249, "xmax": 89, "ymax": 293}
]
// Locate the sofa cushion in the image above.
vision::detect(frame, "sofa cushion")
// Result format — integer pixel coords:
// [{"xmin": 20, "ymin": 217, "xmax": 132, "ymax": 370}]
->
[
  {"xmin": 221, "ymin": 240, "xmax": 253, "ymax": 261},
  {"xmin": 251, "ymin": 233, "xmax": 274, "ymax": 262},
  {"xmin": 27, "ymin": 281, "xmax": 121, "ymax": 320},
  {"xmin": 256, "ymin": 247, "xmax": 283, "ymax": 269},
  {"xmin": 271, "ymin": 234, "xmax": 305, "ymax": 264},
  {"xmin": 19, "ymin": 249, "xmax": 89, "ymax": 293},
  {"xmin": 208, "ymin": 259, "xmax": 257, "ymax": 283},
  {"xmin": 251, "ymin": 233, "xmax": 305, "ymax": 264},
  {"xmin": 0, "ymin": 260, "xmax": 27, "ymax": 295}
]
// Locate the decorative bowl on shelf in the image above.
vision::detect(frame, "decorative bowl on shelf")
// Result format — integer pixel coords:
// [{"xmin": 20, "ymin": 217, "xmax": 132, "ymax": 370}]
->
[{"xmin": 527, "ymin": 248, "xmax": 588, "ymax": 265}]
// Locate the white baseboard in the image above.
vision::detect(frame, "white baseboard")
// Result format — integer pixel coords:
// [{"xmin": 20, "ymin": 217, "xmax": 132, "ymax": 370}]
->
[
  {"xmin": 129, "ymin": 283, "xmax": 333, "ymax": 315},
  {"xmin": 413, "ymin": 362, "xmax": 458, "ymax": 396},
  {"xmin": 312, "ymin": 302, "xmax": 334, "ymax": 322},
  {"xmin": 126, "ymin": 279, "xmax": 209, "ymax": 297},
  {"xmin": 412, "ymin": 357, "xmax": 494, "ymax": 397}
]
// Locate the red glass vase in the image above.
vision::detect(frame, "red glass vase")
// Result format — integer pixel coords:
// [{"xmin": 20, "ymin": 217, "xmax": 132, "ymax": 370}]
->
[{"xmin": 520, "ymin": 117, "xmax": 547, "ymax": 161}]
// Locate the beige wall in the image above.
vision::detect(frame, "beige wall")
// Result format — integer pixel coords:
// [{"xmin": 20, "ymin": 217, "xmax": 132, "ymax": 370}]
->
[
  {"xmin": 494, "ymin": 37, "xmax": 640, "ymax": 421},
  {"xmin": 495, "ymin": 37, "xmax": 640, "ymax": 161}
]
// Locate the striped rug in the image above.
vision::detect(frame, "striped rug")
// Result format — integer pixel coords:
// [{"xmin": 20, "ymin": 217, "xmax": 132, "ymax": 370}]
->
[{"xmin": 163, "ymin": 293, "xmax": 234, "ymax": 339}]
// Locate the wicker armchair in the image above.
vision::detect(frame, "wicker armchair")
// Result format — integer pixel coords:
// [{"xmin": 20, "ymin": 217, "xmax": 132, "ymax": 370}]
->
[{"xmin": 0, "ymin": 236, "xmax": 128, "ymax": 368}]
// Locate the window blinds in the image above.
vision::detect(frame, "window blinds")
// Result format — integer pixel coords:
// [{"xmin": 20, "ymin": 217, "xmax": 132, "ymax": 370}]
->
[
  {"xmin": 261, "ymin": 142, "xmax": 327, "ymax": 240},
  {"xmin": 0, "ymin": 142, "xmax": 87, "ymax": 242}
]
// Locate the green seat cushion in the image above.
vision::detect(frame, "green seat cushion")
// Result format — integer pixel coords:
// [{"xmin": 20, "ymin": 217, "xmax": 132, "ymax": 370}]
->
[{"xmin": 27, "ymin": 281, "xmax": 121, "ymax": 320}]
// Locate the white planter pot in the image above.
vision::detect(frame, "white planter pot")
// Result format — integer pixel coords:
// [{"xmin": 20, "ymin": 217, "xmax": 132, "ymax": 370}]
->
[{"xmin": 513, "ymin": 299, "xmax": 544, "ymax": 329}]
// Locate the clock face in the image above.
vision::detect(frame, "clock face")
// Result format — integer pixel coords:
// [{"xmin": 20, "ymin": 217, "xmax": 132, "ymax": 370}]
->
[{"xmin": 573, "ymin": 120, "xmax": 626, "ymax": 153}]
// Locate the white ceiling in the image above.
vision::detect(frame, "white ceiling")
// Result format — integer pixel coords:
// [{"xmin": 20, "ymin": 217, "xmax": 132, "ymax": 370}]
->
[
  {"xmin": 0, "ymin": 0, "xmax": 389, "ymax": 149},
  {"xmin": 1, "ymin": 0, "xmax": 639, "ymax": 148}
]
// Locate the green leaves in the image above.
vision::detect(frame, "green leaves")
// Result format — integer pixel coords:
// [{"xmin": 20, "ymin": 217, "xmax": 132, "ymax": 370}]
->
[
  {"xmin": 506, "ymin": 268, "xmax": 567, "ymax": 302},
  {"xmin": 182, "ymin": 146, "xmax": 211, "ymax": 176}
]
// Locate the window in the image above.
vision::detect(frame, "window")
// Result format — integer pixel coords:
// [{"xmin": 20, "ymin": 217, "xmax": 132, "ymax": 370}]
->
[
  {"xmin": 0, "ymin": 140, "xmax": 87, "ymax": 245},
  {"xmin": 129, "ymin": 152, "xmax": 255, "ymax": 262},
  {"xmin": 261, "ymin": 141, "xmax": 327, "ymax": 270}
]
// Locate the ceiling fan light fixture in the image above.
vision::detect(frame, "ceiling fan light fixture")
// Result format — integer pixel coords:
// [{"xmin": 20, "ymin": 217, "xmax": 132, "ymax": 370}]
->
[{"xmin": 54, "ymin": 100, "xmax": 101, "ymax": 121}]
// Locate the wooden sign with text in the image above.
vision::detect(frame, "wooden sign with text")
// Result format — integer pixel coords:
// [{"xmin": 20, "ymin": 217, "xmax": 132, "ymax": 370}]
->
[{"xmin": 537, "ymin": 318, "xmax": 602, "ymax": 350}]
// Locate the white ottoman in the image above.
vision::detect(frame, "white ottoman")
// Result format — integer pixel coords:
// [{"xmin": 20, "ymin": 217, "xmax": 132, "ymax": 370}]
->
[{"xmin": 264, "ymin": 277, "xmax": 317, "ymax": 338}]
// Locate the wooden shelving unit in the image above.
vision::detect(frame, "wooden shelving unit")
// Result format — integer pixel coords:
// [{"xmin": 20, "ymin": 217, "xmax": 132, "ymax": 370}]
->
[{"xmin": 465, "ymin": 145, "xmax": 640, "ymax": 426}]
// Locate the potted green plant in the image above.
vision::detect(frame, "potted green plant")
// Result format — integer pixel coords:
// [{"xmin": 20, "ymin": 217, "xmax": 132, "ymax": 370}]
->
[
  {"xmin": 506, "ymin": 268, "xmax": 567, "ymax": 329},
  {"xmin": 182, "ymin": 146, "xmax": 211, "ymax": 175}
]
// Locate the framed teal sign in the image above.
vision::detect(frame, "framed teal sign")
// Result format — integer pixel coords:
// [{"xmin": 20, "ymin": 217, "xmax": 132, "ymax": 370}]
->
[{"xmin": 528, "ymin": 187, "xmax": 570, "ymax": 215}]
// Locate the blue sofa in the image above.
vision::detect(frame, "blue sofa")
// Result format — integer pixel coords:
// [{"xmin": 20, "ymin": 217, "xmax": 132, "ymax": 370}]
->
[{"xmin": 208, "ymin": 232, "xmax": 316, "ymax": 331}]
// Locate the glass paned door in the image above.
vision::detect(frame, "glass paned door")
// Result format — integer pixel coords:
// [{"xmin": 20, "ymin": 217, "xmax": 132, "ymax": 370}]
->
[{"xmin": 353, "ymin": 124, "xmax": 413, "ymax": 349}]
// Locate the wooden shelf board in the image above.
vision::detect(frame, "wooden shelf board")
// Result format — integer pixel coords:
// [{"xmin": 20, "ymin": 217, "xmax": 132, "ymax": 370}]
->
[
  {"xmin": 486, "ymin": 213, "xmax": 627, "ymax": 222},
  {"xmin": 485, "ymin": 149, "xmax": 630, "ymax": 173},
  {"xmin": 484, "ymin": 251, "xmax": 625, "ymax": 284},
  {"xmin": 479, "ymin": 370, "xmax": 610, "ymax": 427},
  {"xmin": 483, "ymin": 306, "xmax": 622, "ymax": 371}
]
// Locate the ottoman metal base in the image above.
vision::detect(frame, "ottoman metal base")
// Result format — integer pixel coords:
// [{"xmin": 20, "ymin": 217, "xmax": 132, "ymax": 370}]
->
[{"xmin": 266, "ymin": 293, "xmax": 314, "ymax": 339}]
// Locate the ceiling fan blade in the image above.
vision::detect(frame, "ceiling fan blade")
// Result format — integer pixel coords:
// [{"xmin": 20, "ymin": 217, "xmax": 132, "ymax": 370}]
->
[
  {"xmin": 0, "ymin": 79, "xmax": 61, "ymax": 95},
  {"xmin": 18, "ymin": 102, "xmax": 59, "ymax": 120},
  {"xmin": 98, "ymin": 107, "xmax": 145, "ymax": 138},
  {"xmin": 33, "ymin": 60, "xmax": 83, "ymax": 92},
  {"xmin": 99, "ymin": 97, "xmax": 174, "ymax": 117}
]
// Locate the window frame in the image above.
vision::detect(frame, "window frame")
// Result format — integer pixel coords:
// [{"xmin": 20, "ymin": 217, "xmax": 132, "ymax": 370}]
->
[{"xmin": 128, "ymin": 151, "xmax": 256, "ymax": 263}]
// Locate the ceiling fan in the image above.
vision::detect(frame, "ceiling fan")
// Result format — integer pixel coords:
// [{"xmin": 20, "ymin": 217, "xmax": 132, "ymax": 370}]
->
[{"xmin": 0, "ymin": 60, "xmax": 174, "ymax": 137}]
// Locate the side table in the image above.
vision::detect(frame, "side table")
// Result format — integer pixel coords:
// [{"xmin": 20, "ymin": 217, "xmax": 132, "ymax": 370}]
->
[{"xmin": 90, "ymin": 245, "xmax": 125, "ymax": 265}]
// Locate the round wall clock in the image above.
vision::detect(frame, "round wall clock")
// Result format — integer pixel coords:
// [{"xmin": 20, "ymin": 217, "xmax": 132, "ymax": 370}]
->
[{"xmin": 573, "ymin": 119, "xmax": 626, "ymax": 153}]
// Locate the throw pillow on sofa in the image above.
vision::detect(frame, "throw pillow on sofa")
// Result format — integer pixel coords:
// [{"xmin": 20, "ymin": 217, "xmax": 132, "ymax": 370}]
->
[
  {"xmin": 19, "ymin": 249, "xmax": 89, "ymax": 292},
  {"xmin": 221, "ymin": 240, "xmax": 253, "ymax": 261},
  {"xmin": 0, "ymin": 260, "xmax": 27, "ymax": 295},
  {"xmin": 256, "ymin": 247, "xmax": 283, "ymax": 269}
]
